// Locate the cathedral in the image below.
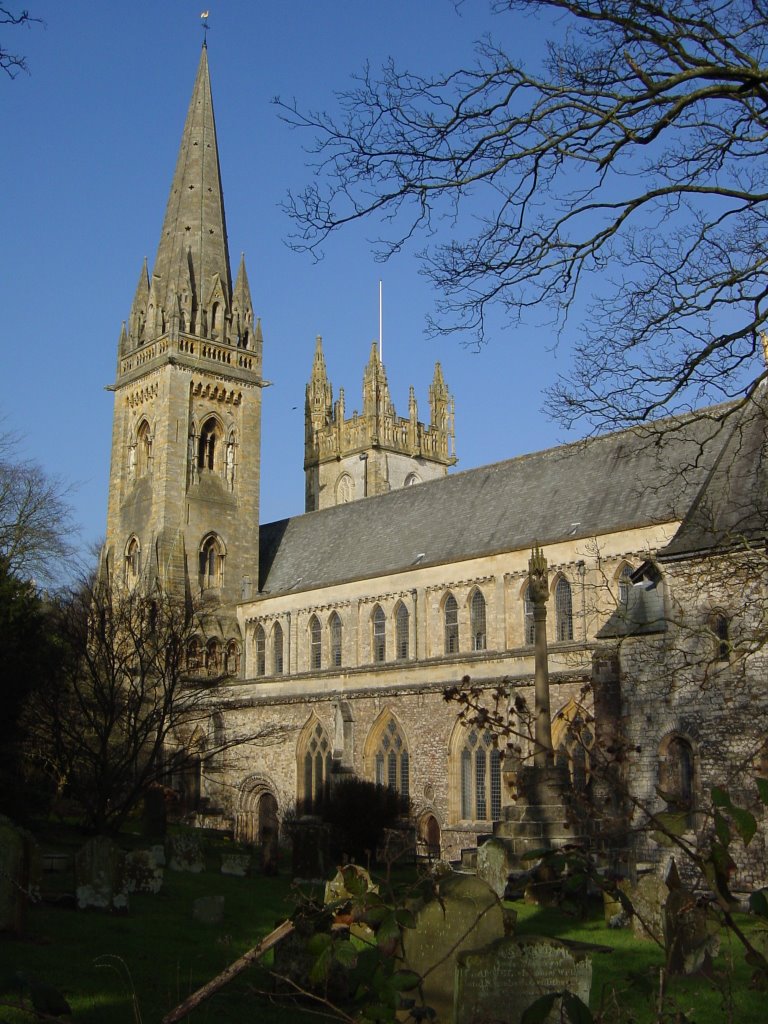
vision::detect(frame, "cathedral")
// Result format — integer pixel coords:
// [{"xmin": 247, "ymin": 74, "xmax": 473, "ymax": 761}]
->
[{"xmin": 104, "ymin": 46, "xmax": 768, "ymax": 880}]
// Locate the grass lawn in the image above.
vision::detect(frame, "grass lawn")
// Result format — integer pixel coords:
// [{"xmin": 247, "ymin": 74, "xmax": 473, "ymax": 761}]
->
[{"xmin": 1, "ymin": 829, "xmax": 766, "ymax": 1023}]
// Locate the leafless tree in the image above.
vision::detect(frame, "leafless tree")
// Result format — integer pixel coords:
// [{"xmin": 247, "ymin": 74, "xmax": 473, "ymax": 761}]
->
[
  {"xmin": 25, "ymin": 572, "xmax": 289, "ymax": 833},
  {"xmin": 1, "ymin": 6, "xmax": 41, "ymax": 78},
  {"xmin": 281, "ymin": 0, "xmax": 768, "ymax": 432},
  {"xmin": 0, "ymin": 437, "xmax": 78, "ymax": 585}
]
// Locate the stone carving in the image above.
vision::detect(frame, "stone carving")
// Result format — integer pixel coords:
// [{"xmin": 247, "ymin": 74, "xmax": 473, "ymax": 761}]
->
[
  {"xmin": 124, "ymin": 850, "xmax": 164, "ymax": 894},
  {"xmin": 168, "ymin": 833, "xmax": 205, "ymax": 873}
]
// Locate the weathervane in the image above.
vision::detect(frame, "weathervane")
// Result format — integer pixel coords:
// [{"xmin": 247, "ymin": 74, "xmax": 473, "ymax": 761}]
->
[{"xmin": 200, "ymin": 10, "xmax": 210, "ymax": 46}]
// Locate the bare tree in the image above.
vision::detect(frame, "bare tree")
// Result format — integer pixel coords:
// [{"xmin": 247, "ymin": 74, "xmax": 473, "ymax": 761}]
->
[
  {"xmin": 25, "ymin": 573, "xmax": 289, "ymax": 833},
  {"xmin": 281, "ymin": 0, "xmax": 768, "ymax": 432},
  {"xmin": 1, "ymin": 6, "xmax": 41, "ymax": 78}
]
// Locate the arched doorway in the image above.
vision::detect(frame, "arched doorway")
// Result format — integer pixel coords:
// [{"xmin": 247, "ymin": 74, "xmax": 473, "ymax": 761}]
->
[
  {"xmin": 258, "ymin": 792, "xmax": 279, "ymax": 874},
  {"xmin": 418, "ymin": 813, "xmax": 441, "ymax": 860}
]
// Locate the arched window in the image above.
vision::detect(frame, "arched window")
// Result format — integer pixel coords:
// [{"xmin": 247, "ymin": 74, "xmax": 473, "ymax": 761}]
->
[
  {"xmin": 371, "ymin": 716, "xmax": 410, "ymax": 797},
  {"xmin": 254, "ymin": 625, "xmax": 266, "ymax": 676},
  {"xmin": 210, "ymin": 301, "xmax": 220, "ymax": 335},
  {"xmin": 659, "ymin": 735, "xmax": 696, "ymax": 824},
  {"xmin": 186, "ymin": 636, "xmax": 203, "ymax": 673},
  {"xmin": 206, "ymin": 638, "xmax": 222, "ymax": 676},
  {"xmin": 198, "ymin": 417, "xmax": 221, "ymax": 471},
  {"xmin": 618, "ymin": 564, "xmax": 634, "ymax": 607},
  {"xmin": 329, "ymin": 612, "xmax": 342, "ymax": 668},
  {"xmin": 309, "ymin": 614, "xmax": 322, "ymax": 670},
  {"xmin": 404, "ymin": 472, "xmax": 421, "ymax": 486},
  {"xmin": 125, "ymin": 536, "xmax": 140, "ymax": 581},
  {"xmin": 395, "ymin": 602, "xmax": 409, "ymax": 661},
  {"xmin": 199, "ymin": 534, "xmax": 224, "ymax": 589},
  {"xmin": 298, "ymin": 718, "xmax": 332, "ymax": 813},
  {"xmin": 136, "ymin": 420, "xmax": 152, "ymax": 476},
  {"xmin": 523, "ymin": 584, "xmax": 535, "ymax": 645},
  {"xmin": 225, "ymin": 640, "xmax": 240, "ymax": 677},
  {"xmin": 372, "ymin": 605, "xmax": 386, "ymax": 662},
  {"xmin": 458, "ymin": 727, "xmax": 501, "ymax": 822},
  {"xmin": 470, "ymin": 589, "xmax": 487, "ymax": 651},
  {"xmin": 555, "ymin": 577, "xmax": 573, "ymax": 641},
  {"xmin": 273, "ymin": 622, "xmax": 284, "ymax": 674},
  {"xmin": 711, "ymin": 612, "xmax": 730, "ymax": 662},
  {"xmin": 336, "ymin": 473, "xmax": 354, "ymax": 504},
  {"xmin": 444, "ymin": 593, "xmax": 459, "ymax": 654}
]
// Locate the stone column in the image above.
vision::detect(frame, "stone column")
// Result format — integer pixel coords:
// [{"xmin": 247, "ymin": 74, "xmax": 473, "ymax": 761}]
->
[{"xmin": 529, "ymin": 543, "xmax": 554, "ymax": 768}]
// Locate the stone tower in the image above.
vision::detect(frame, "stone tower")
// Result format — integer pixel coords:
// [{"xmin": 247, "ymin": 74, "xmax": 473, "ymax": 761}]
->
[
  {"xmin": 104, "ymin": 44, "xmax": 263, "ymax": 612},
  {"xmin": 304, "ymin": 337, "xmax": 456, "ymax": 511}
]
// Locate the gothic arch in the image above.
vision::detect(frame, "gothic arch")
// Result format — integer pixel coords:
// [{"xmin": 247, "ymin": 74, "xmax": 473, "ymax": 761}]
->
[
  {"xmin": 658, "ymin": 728, "xmax": 700, "ymax": 825},
  {"xmin": 442, "ymin": 590, "xmax": 459, "ymax": 654},
  {"xmin": 124, "ymin": 535, "xmax": 141, "ymax": 582},
  {"xmin": 552, "ymin": 699, "xmax": 594, "ymax": 793},
  {"xmin": 297, "ymin": 715, "xmax": 332, "ymax": 813},
  {"xmin": 197, "ymin": 415, "xmax": 224, "ymax": 471},
  {"xmin": 469, "ymin": 587, "xmax": 487, "ymax": 651},
  {"xmin": 553, "ymin": 574, "xmax": 574, "ymax": 642},
  {"xmin": 372, "ymin": 604, "xmax": 386, "ymax": 662},
  {"xmin": 135, "ymin": 418, "xmax": 153, "ymax": 477},
  {"xmin": 448, "ymin": 718, "xmax": 501, "ymax": 824},
  {"xmin": 615, "ymin": 561, "xmax": 635, "ymax": 606},
  {"xmin": 363, "ymin": 710, "xmax": 410, "ymax": 797},
  {"xmin": 336, "ymin": 472, "xmax": 355, "ymax": 504},
  {"xmin": 199, "ymin": 532, "xmax": 226, "ymax": 589}
]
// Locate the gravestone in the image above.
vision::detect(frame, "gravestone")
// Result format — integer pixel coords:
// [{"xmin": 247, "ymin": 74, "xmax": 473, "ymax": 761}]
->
[
  {"xmin": 0, "ymin": 817, "xmax": 40, "ymax": 934},
  {"xmin": 400, "ymin": 872, "xmax": 510, "ymax": 1024},
  {"xmin": 221, "ymin": 853, "xmax": 252, "ymax": 877},
  {"xmin": 620, "ymin": 874, "xmax": 666, "ymax": 943},
  {"xmin": 150, "ymin": 843, "xmax": 166, "ymax": 866},
  {"xmin": 193, "ymin": 894, "xmax": 224, "ymax": 925},
  {"xmin": 125, "ymin": 849, "xmax": 164, "ymax": 894},
  {"xmin": 75, "ymin": 836, "xmax": 128, "ymax": 911},
  {"xmin": 168, "ymin": 833, "xmax": 205, "ymax": 873},
  {"xmin": 455, "ymin": 934, "xmax": 592, "ymax": 1024},
  {"xmin": 664, "ymin": 885, "xmax": 720, "ymax": 975},
  {"xmin": 476, "ymin": 838, "xmax": 516, "ymax": 899}
]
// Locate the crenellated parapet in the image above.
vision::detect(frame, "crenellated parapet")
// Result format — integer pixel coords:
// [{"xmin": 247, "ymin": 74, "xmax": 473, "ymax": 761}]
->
[{"xmin": 304, "ymin": 337, "xmax": 456, "ymax": 511}]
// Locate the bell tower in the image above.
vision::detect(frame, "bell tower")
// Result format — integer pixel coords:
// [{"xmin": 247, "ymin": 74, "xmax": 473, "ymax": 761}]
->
[{"xmin": 105, "ymin": 44, "xmax": 262, "ymax": 610}]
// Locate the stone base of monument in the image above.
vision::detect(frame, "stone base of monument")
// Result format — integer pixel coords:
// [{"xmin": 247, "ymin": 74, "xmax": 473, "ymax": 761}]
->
[{"xmin": 477, "ymin": 764, "xmax": 588, "ymax": 905}]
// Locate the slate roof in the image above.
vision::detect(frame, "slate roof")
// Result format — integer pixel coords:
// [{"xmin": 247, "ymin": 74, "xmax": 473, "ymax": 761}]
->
[
  {"xmin": 258, "ymin": 404, "xmax": 740, "ymax": 597},
  {"xmin": 659, "ymin": 395, "xmax": 768, "ymax": 560}
]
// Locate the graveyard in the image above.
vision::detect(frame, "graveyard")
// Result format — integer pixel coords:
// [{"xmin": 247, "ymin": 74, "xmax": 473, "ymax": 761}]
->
[{"xmin": 1, "ymin": 818, "xmax": 765, "ymax": 1023}]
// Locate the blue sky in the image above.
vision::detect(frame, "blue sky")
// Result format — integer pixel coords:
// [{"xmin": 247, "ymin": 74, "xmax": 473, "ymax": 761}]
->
[{"xmin": 2, "ymin": 1, "xmax": 578, "ymax": 559}]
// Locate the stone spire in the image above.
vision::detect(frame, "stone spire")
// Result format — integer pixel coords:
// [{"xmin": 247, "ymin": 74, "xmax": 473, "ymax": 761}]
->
[
  {"xmin": 128, "ymin": 258, "xmax": 150, "ymax": 348},
  {"xmin": 150, "ymin": 44, "xmax": 231, "ymax": 337},
  {"xmin": 231, "ymin": 253, "xmax": 254, "ymax": 348},
  {"xmin": 306, "ymin": 335, "xmax": 333, "ymax": 439}
]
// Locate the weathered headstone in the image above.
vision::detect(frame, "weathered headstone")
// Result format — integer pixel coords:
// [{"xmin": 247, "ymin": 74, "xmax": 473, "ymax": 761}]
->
[
  {"xmin": 476, "ymin": 838, "xmax": 516, "ymax": 899},
  {"xmin": 75, "ymin": 836, "xmax": 129, "ymax": 911},
  {"xmin": 455, "ymin": 934, "xmax": 592, "ymax": 1024},
  {"xmin": 0, "ymin": 817, "xmax": 40, "ymax": 934},
  {"xmin": 168, "ymin": 833, "xmax": 205, "ymax": 873},
  {"xmin": 664, "ymin": 886, "xmax": 720, "ymax": 975},
  {"xmin": 400, "ymin": 872, "xmax": 510, "ymax": 1024},
  {"xmin": 193, "ymin": 894, "xmax": 224, "ymax": 925},
  {"xmin": 221, "ymin": 853, "xmax": 252, "ymax": 877},
  {"xmin": 150, "ymin": 843, "xmax": 166, "ymax": 867},
  {"xmin": 125, "ymin": 849, "xmax": 164, "ymax": 894},
  {"xmin": 620, "ymin": 874, "xmax": 666, "ymax": 943}
]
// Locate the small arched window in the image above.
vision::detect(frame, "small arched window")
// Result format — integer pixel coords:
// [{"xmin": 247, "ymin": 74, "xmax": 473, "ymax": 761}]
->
[
  {"xmin": 225, "ymin": 640, "xmax": 240, "ymax": 677},
  {"xmin": 199, "ymin": 534, "xmax": 224, "ymax": 589},
  {"xmin": 444, "ymin": 593, "xmax": 459, "ymax": 654},
  {"xmin": 395, "ymin": 602, "xmax": 409, "ymax": 661},
  {"xmin": 329, "ymin": 612, "xmax": 342, "ymax": 668},
  {"xmin": 187, "ymin": 636, "xmax": 203, "ymax": 673},
  {"xmin": 372, "ymin": 605, "xmax": 386, "ymax": 662},
  {"xmin": 309, "ymin": 614, "xmax": 322, "ymax": 670},
  {"xmin": 618, "ymin": 564, "xmax": 634, "ymax": 607},
  {"xmin": 198, "ymin": 417, "xmax": 220, "ymax": 471},
  {"xmin": 373, "ymin": 717, "xmax": 409, "ymax": 797},
  {"xmin": 206, "ymin": 638, "xmax": 222, "ymax": 676},
  {"xmin": 555, "ymin": 577, "xmax": 573, "ymax": 642},
  {"xmin": 660, "ymin": 735, "xmax": 696, "ymax": 824},
  {"xmin": 470, "ymin": 589, "xmax": 487, "ymax": 651},
  {"xmin": 711, "ymin": 612, "xmax": 730, "ymax": 662},
  {"xmin": 273, "ymin": 622, "xmax": 284, "ymax": 674},
  {"xmin": 336, "ymin": 474, "xmax": 354, "ymax": 504},
  {"xmin": 459, "ymin": 727, "xmax": 501, "ymax": 822},
  {"xmin": 125, "ymin": 537, "xmax": 141, "ymax": 581},
  {"xmin": 136, "ymin": 420, "xmax": 152, "ymax": 477},
  {"xmin": 523, "ymin": 584, "xmax": 535, "ymax": 645},
  {"xmin": 254, "ymin": 625, "xmax": 266, "ymax": 677}
]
